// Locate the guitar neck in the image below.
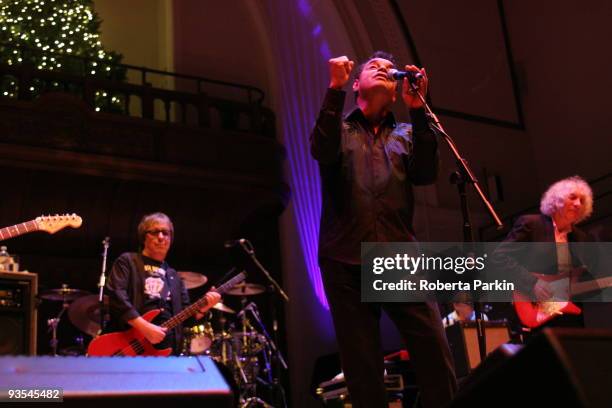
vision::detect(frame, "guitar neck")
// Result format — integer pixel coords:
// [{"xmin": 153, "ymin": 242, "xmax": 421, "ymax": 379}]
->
[
  {"xmin": 571, "ymin": 276, "xmax": 612, "ymax": 296},
  {"xmin": 0, "ymin": 220, "xmax": 39, "ymax": 241},
  {"xmin": 162, "ymin": 271, "xmax": 247, "ymax": 330}
]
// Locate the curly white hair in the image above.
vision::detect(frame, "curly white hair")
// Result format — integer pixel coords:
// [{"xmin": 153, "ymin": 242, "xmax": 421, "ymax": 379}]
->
[{"xmin": 540, "ymin": 176, "xmax": 593, "ymax": 223}]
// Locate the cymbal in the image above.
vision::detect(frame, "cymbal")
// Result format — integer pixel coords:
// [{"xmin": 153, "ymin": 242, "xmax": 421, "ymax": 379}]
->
[
  {"xmin": 178, "ymin": 271, "xmax": 208, "ymax": 289},
  {"xmin": 39, "ymin": 287, "xmax": 90, "ymax": 302},
  {"xmin": 212, "ymin": 302, "xmax": 235, "ymax": 314},
  {"xmin": 68, "ymin": 294, "xmax": 106, "ymax": 337},
  {"xmin": 225, "ymin": 282, "xmax": 265, "ymax": 296}
]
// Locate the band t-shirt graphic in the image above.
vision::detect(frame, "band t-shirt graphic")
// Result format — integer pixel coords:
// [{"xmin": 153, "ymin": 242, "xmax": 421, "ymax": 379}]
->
[{"xmin": 141, "ymin": 255, "xmax": 173, "ymax": 324}]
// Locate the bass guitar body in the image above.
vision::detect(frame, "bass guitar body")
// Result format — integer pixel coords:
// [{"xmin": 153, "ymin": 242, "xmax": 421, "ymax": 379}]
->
[{"xmin": 87, "ymin": 309, "xmax": 172, "ymax": 357}]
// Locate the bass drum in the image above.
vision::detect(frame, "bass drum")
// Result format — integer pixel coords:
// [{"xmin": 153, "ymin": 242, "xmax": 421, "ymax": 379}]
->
[{"xmin": 182, "ymin": 322, "xmax": 214, "ymax": 355}]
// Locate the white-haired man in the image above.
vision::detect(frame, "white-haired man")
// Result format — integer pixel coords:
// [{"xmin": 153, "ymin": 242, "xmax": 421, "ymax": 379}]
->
[{"xmin": 495, "ymin": 176, "xmax": 595, "ymax": 328}]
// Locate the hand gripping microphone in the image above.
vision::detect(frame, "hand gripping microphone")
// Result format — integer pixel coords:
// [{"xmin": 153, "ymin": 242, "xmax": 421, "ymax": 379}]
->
[{"xmin": 387, "ymin": 68, "xmax": 423, "ymax": 82}]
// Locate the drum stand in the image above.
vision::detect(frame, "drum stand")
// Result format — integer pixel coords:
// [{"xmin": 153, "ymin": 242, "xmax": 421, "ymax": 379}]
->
[
  {"xmin": 47, "ymin": 296, "xmax": 69, "ymax": 356},
  {"xmin": 234, "ymin": 301, "xmax": 291, "ymax": 408},
  {"xmin": 248, "ymin": 302, "xmax": 288, "ymax": 408},
  {"xmin": 233, "ymin": 239, "xmax": 289, "ymax": 407},
  {"xmin": 41, "ymin": 283, "xmax": 91, "ymax": 356},
  {"xmin": 241, "ymin": 397, "xmax": 274, "ymax": 408},
  {"xmin": 237, "ymin": 300, "xmax": 262, "ymax": 402},
  {"xmin": 234, "ymin": 352, "xmax": 249, "ymax": 385}
]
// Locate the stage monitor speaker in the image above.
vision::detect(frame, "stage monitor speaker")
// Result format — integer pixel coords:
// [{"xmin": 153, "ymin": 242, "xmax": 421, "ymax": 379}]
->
[
  {"xmin": 0, "ymin": 355, "xmax": 233, "ymax": 406},
  {"xmin": 0, "ymin": 271, "xmax": 37, "ymax": 355},
  {"xmin": 451, "ymin": 328, "xmax": 612, "ymax": 408},
  {"xmin": 445, "ymin": 321, "xmax": 511, "ymax": 377}
]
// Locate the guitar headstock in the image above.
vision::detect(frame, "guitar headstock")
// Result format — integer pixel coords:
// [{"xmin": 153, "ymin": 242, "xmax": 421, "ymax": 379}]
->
[{"xmin": 35, "ymin": 213, "xmax": 83, "ymax": 234}]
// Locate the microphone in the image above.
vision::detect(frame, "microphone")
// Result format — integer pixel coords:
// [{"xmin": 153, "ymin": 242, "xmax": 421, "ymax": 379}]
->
[
  {"xmin": 387, "ymin": 69, "xmax": 423, "ymax": 82},
  {"xmin": 237, "ymin": 302, "xmax": 256, "ymax": 318},
  {"xmin": 224, "ymin": 238, "xmax": 246, "ymax": 248}
]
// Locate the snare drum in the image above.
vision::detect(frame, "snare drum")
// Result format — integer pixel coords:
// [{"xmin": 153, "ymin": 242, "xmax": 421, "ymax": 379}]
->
[{"xmin": 183, "ymin": 322, "xmax": 214, "ymax": 355}]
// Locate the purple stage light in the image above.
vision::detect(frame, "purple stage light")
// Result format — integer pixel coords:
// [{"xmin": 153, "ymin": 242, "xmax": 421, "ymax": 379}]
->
[{"xmin": 270, "ymin": 0, "xmax": 339, "ymax": 309}]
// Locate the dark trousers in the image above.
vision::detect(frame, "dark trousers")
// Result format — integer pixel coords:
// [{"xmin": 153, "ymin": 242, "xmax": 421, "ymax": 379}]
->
[{"xmin": 320, "ymin": 258, "xmax": 457, "ymax": 408}]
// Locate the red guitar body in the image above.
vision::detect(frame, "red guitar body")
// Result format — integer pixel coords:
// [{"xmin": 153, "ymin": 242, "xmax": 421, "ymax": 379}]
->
[
  {"xmin": 87, "ymin": 309, "xmax": 172, "ymax": 357},
  {"xmin": 513, "ymin": 292, "xmax": 582, "ymax": 329},
  {"xmin": 513, "ymin": 271, "xmax": 582, "ymax": 328}
]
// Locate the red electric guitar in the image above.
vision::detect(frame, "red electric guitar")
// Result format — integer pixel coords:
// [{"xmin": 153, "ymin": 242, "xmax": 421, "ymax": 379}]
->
[
  {"xmin": 87, "ymin": 271, "xmax": 247, "ymax": 356},
  {"xmin": 513, "ymin": 269, "xmax": 612, "ymax": 328},
  {"xmin": 0, "ymin": 214, "xmax": 82, "ymax": 241}
]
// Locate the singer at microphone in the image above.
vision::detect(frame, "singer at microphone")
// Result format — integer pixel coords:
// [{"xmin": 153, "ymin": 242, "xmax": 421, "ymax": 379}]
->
[{"xmin": 311, "ymin": 51, "xmax": 454, "ymax": 407}]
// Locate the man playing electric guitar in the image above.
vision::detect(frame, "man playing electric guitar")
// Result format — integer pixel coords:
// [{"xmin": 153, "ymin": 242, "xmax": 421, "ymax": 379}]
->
[
  {"xmin": 494, "ymin": 176, "xmax": 597, "ymax": 330},
  {"xmin": 99, "ymin": 212, "xmax": 221, "ymax": 355}
]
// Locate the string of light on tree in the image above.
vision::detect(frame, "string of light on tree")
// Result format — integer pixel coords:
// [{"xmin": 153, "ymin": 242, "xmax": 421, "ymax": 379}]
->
[{"xmin": 0, "ymin": 0, "xmax": 125, "ymax": 112}]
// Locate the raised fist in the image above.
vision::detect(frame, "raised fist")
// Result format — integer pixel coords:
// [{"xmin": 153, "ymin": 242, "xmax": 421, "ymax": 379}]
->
[{"xmin": 329, "ymin": 56, "xmax": 355, "ymax": 90}]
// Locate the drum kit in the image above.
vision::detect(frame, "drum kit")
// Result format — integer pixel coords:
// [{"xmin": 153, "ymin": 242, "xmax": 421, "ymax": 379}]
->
[
  {"xmin": 179, "ymin": 275, "xmax": 282, "ymax": 406},
  {"xmin": 38, "ymin": 284, "xmax": 94, "ymax": 356},
  {"xmin": 38, "ymin": 271, "xmax": 286, "ymax": 407}
]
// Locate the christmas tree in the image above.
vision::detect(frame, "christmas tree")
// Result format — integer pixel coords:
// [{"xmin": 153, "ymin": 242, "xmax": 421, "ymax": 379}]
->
[{"xmin": 0, "ymin": 0, "xmax": 126, "ymax": 112}]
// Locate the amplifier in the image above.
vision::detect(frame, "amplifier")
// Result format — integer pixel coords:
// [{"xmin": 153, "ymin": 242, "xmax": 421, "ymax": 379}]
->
[
  {"xmin": 445, "ymin": 320, "xmax": 511, "ymax": 378},
  {"xmin": 0, "ymin": 271, "xmax": 37, "ymax": 355}
]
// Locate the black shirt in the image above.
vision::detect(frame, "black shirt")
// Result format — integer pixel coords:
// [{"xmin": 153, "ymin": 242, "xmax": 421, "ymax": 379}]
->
[{"xmin": 310, "ymin": 88, "xmax": 439, "ymax": 264}]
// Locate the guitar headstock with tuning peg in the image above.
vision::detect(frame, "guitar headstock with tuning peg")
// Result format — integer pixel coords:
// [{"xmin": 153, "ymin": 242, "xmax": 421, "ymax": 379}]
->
[{"xmin": 35, "ymin": 213, "xmax": 83, "ymax": 234}]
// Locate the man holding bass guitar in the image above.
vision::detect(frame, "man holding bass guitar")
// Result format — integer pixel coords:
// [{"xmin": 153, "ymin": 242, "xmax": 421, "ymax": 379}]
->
[{"xmin": 91, "ymin": 212, "xmax": 221, "ymax": 355}]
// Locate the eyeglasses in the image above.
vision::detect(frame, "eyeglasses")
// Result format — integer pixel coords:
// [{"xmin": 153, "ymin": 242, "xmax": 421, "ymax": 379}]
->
[{"xmin": 146, "ymin": 229, "xmax": 172, "ymax": 237}]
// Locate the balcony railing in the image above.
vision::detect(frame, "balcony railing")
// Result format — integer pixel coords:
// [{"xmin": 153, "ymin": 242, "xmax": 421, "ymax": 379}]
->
[{"xmin": 0, "ymin": 43, "xmax": 275, "ymax": 138}]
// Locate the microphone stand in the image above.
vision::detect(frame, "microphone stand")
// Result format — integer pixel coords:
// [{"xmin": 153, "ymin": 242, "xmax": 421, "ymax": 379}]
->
[
  {"xmin": 248, "ymin": 303, "xmax": 288, "ymax": 370},
  {"xmin": 248, "ymin": 302, "xmax": 288, "ymax": 408},
  {"xmin": 268, "ymin": 283, "xmax": 287, "ymax": 406},
  {"xmin": 235, "ymin": 239, "xmax": 289, "ymax": 407},
  {"xmin": 408, "ymin": 79, "xmax": 503, "ymax": 362},
  {"xmin": 98, "ymin": 237, "xmax": 110, "ymax": 335},
  {"xmin": 238, "ymin": 240, "xmax": 289, "ymax": 303}
]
